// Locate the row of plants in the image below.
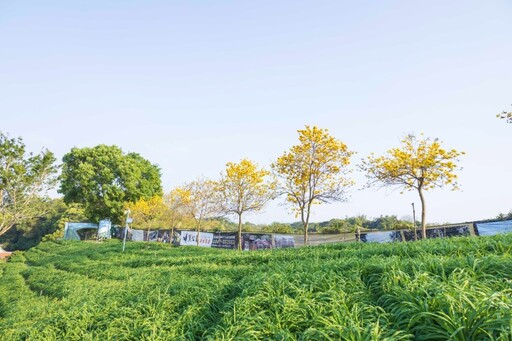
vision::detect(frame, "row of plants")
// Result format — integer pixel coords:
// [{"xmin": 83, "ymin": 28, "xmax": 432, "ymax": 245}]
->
[{"xmin": 1, "ymin": 234, "xmax": 511, "ymax": 339}]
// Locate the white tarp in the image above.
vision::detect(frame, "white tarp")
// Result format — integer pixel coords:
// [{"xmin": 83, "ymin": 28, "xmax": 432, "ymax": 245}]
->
[
  {"xmin": 362, "ymin": 231, "xmax": 402, "ymax": 243},
  {"xmin": 180, "ymin": 230, "xmax": 213, "ymax": 247},
  {"xmin": 476, "ymin": 220, "xmax": 512, "ymax": 236},
  {"xmin": 131, "ymin": 229, "xmax": 144, "ymax": 242},
  {"xmin": 63, "ymin": 222, "xmax": 98, "ymax": 240}
]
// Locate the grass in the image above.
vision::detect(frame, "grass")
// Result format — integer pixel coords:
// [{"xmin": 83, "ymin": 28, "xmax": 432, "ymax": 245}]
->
[{"xmin": 0, "ymin": 235, "xmax": 511, "ymax": 340}]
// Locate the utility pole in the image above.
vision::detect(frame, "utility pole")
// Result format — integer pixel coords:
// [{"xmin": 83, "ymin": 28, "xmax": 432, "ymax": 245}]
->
[{"xmin": 122, "ymin": 209, "xmax": 132, "ymax": 252}]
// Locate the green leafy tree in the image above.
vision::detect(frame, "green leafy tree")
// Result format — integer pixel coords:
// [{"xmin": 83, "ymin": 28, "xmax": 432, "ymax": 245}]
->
[
  {"xmin": 0, "ymin": 132, "xmax": 58, "ymax": 236},
  {"xmin": 272, "ymin": 126, "xmax": 354, "ymax": 245},
  {"xmin": 361, "ymin": 134, "xmax": 464, "ymax": 239},
  {"xmin": 263, "ymin": 222, "xmax": 294, "ymax": 234},
  {"xmin": 59, "ymin": 145, "xmax": 162, "ymax": 224},
  {"xmin": 0, "ymin": 198, "xmax": 76, "ymax": 250}
]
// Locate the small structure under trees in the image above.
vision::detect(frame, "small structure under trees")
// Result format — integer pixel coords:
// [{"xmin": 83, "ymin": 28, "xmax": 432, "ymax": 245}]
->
[{"xmin": 361, "ymin": 133, "xmax": 464, "ymax": 239}]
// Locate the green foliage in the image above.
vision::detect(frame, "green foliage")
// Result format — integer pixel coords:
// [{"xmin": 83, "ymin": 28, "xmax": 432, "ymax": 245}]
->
[
  {"xmin": 263, "ymin": 222, "xmax": 295, "ymax": 234},
  {"xmin": 0, "ymin": 199, "xmax": 87, "ymax": 251},
  {"xmin": 0, "ymin": 132, "xmax": 58, "ymax": 236},
  {"xmin": 1, "ymin": 235, "xmax": 512, "ymax": 339},
  {"xmin": 59, "ymin": 145, "xmax": 162, "ymax": 224},
  {"xmin": 496, "ymin": 210, "xmax": 512, "ymax": 221},
  {"xmin": 42, "ymin": 202, "xmax": 88, "ymax": 242}
]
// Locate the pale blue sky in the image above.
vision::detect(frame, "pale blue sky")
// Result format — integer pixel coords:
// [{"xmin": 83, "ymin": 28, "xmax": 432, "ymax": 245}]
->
[{"xmin": 1, "ymin": 1, "xmax": 511, "ymax": 224}]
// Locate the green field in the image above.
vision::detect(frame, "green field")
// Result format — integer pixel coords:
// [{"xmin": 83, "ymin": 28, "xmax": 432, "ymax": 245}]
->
[{"xmin": 1, "ymin": 235, "xmax": 511, "ymax": 340}]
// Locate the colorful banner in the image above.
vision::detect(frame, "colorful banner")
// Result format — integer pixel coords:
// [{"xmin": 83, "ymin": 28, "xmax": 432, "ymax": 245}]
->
[{"xmin": 180, "ymin": 230, "xmax": 213, "ymax": 247}]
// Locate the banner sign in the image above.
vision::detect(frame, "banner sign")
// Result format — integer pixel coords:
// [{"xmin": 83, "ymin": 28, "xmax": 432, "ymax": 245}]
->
[
  {"xmin": 211, "ymin": 233, "xmax": 238, "ymax": 249},
  {"xmin": 180, "ymin": 231, "xmax": 213, "ymax": 247},
  {"xmin": 144, "ymin": 230, "xmax": 158, "ymax": 242},
  {"xmin": 403, "ymin": 230, "xmax": 422, "ymax": 242},
  {"xmin": 97, "ymin": 219, "xmax": 112, "ymax": 239},
  {"xmin": 274, "ymin": 234, "xmax": 295, "ymax": 248},
  {"xmin": 241, "ymin": 233, "xmax": 272, "ymax": 251},
  {"xmin": 157, "ymin": 230, "xmax": 171, "ymax": 243},
  {"xmin": 360, "ymin": 231, "xmax": 402, "ymax": 243},
  {"xmin": 444, "ymin": 225, "xmax": 471, "ymax": 237}
]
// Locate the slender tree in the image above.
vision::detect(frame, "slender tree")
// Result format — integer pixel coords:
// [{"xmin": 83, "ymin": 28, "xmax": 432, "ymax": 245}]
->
[
  {"xmin": 219, "ymin": 159, "xmax": 276, "ymax": 250},
  {"xmin": 163, "ymin": 188, "xmax": 190, "ymax": 246},
  {"xmin": 272, "ymin": 126, "xmax": 354, "ymax": 245},
  {"xmin": 177, "ymin": 177, "xmax": 220, "ymax": 246},
  {"xmin": 361, "ymin": 134, "xmax": 464, "ymax": 239},
  {"xmin": 0, "ymin": 132, "xmax": 58, "ymax": 236}
]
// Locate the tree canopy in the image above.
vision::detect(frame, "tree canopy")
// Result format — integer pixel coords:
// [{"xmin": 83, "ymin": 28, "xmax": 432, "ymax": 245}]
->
[
  {"xmin": 59, "ymin": 145, "xmax": 162, "ymax": 224},
  {"xmin": 0, "ymin": 132, "xmax": 58, "ymax": 236},
  {"xmin": 175, "ymin": 177, "xmax": 221, "ymax": 245},
  {"xmin": 361, "ymin": 134, "xmax": 464, "ymax": 239},
  {"xmin": 124, "ymin": 196, "xmax": 170, "ymax": 229},
  {"xmin": 272, "ymin": 126, "xmax": 354, "ymax": 245},
  {"xmin": 219, "ymin": 159, "xmax": 276, "ymax": 250}
]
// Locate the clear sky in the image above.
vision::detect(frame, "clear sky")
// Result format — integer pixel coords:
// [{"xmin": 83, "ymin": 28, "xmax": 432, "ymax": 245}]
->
[{"xmin": 1, "ymin": 1, "xmax": 511, "ymax": 225}]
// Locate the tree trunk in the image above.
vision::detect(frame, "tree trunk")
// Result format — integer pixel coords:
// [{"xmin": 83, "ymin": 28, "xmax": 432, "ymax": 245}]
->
[
  {"xmin": 418, "ymin": 187, "xmax": 427, "ymax": 239},
  {"xmin": 302, "ymin": 204, "xmax": 311, "ymax": 246},
  {"xmin": 237, "ymin": 213, "xmax": 243, "ymax": 251},
  {"xmin": 196, "ymin": 222, "xmax": 200, "ymax": 246}
]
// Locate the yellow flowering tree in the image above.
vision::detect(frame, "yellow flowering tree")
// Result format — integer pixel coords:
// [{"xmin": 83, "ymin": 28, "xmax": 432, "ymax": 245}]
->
[
  {"xmin": 361, "ymin": 134, "xmax": 464, "ymax": 239},
  {"xmin": 163, "ymin": 188, "xmax": 195, "ymax": 244},
  {"xmin": 124, "ymin": 196, "xmax": 169, "ymax": 229},
  {"xmin": 497, "ymin": 107, "xmax": 512, "ymax": 123},
  {"xmin": 219, "ymin": 159, "xmax": 276, "ymax": 250},
  {"xmin": 272, "ymin": 126, "xmax": 354, "ymax": 245}
]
